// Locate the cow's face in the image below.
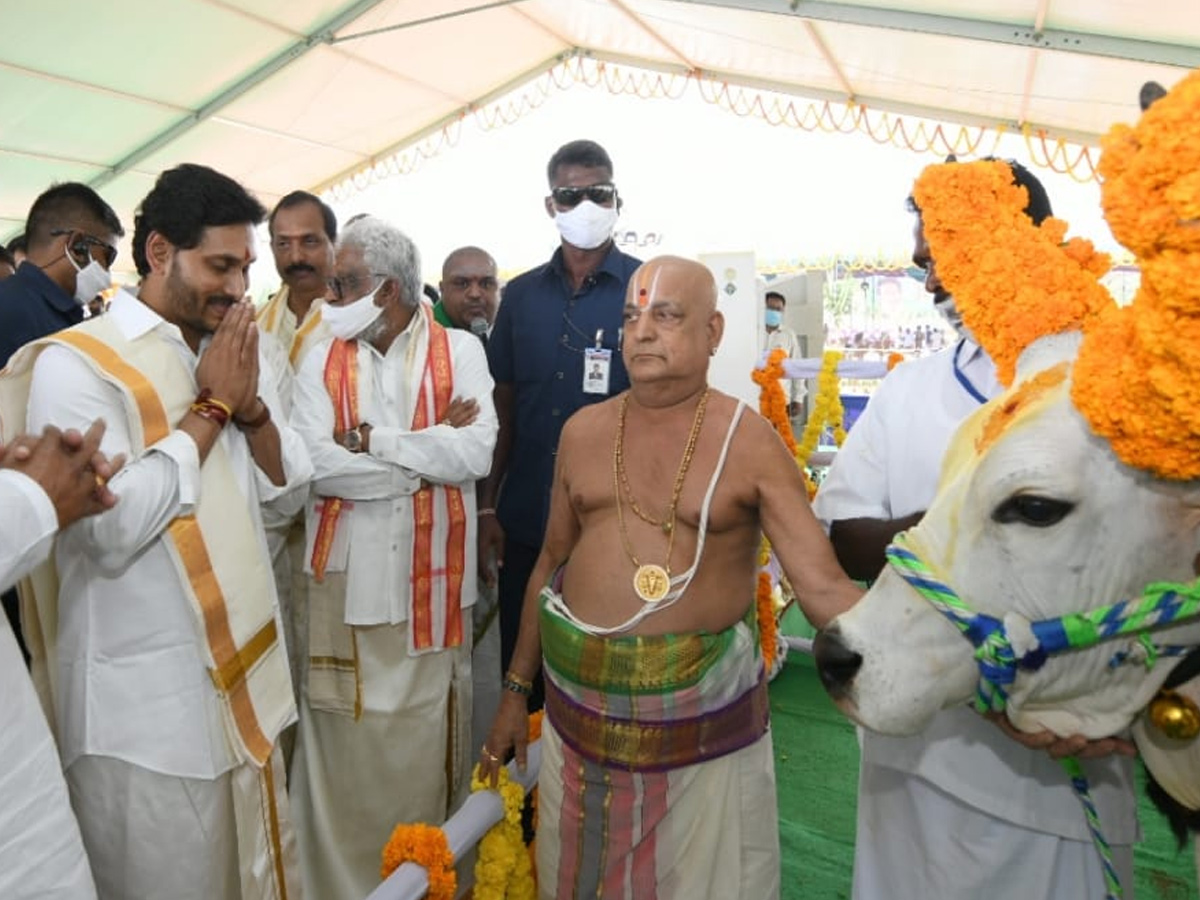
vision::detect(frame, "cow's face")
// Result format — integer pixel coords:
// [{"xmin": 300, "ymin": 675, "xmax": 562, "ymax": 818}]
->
[{"xmin": 819, "ymin": 334, "xmax": 1200, "ymax": 739}]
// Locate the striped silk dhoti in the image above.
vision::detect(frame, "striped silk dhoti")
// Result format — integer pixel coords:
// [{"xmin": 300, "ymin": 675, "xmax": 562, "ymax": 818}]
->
[{"xmin": 536, "ymin": 593, "xmax": 781, "ymax": 900}]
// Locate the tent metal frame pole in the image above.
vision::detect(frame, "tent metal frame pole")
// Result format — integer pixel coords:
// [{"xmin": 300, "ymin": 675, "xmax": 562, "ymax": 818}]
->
[
  {"xmin": 87, "ymin": 0, "xmax": 391, "ymax": 192},
  {"xmin": 676, "ymin": 0, "xmax": 1200, "ymax": 68}
]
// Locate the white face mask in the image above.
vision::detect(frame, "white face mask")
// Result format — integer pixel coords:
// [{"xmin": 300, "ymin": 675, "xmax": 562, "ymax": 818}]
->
[
  {"xmin": 934, "ymin": 295, "xmax": 977, "ymax": 346},
  {"xmin": 323, "ymin": 280, "xmax": 385, "ymax": 341},
  {"xmin": 67, "ymin": 249, "xmax": 111, "ymax": 306},
  {"xmin": 554, "ymin": 200, "xmax": 619, "ymax": 250}
]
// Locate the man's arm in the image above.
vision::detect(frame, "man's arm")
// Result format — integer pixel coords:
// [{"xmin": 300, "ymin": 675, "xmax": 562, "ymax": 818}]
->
[
  {"xmin": 477, "ymin": 294, "xmax": 516, "ymax": 582},
  {"xmin": 366, "ymin": 335, "xmax": 497, "ymax": 484},
  {"xmin": 479, "ymin": 416, "xmax": 582, "ymax": 784},
  {"xmin": 811, "ymin": 377, "xmax": 920, "ymax": 582},
  {"xmin": 290, "ymin": 341, "xmax": 419, "ymax": 500},
  {"xmin": 828, "ymin": 514, "xmax": 923, "ymax": 582},
  {"xmin": 752, "ymin": 414, "xmax": 863, "ymax": 629}
]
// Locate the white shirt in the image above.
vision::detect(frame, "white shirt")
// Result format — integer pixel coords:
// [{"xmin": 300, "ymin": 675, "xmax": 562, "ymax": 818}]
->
[
  {"xmin": 812, "ymin": 340, "xmax": 1138, "ymax": 842},
  {"xmin": 0, "ymin": 469, "xmax": 58, "ymax": 590},
  {"xmin": 25, "ymin": 289, "xmax": 313, "ymax": 779},
  {"xmin": 292, "ymin": 314, "xmax": 497, "ymax": 625}
]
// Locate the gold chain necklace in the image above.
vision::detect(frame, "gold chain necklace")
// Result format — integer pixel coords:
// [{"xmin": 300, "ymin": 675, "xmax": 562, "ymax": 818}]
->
[{"xmin": 613, "ymin": 389, "xmax": 710, "ymax": 602}]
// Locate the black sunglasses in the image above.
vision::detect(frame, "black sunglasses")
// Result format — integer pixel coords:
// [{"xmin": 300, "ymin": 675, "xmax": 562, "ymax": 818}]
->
[
  {"xmin": 550, "ymin": 183, "xmax": 617, "ymax": 209},
  {"xmin": 52, "ymin": 229, "xmax": 118, "ymax": 268}
]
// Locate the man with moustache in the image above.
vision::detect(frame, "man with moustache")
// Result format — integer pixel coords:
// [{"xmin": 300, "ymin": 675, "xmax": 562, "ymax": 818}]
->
[
  {"xmin": 290, "ymin": 216, "xmax": 497, "ymax": 898},
  {"xmin": 257, "ymin": 190, "xmax": 335, "ymax": 369},
  {"xmin": 480, "ymin": 139, "xmax": 640, "ymax": 712},
  {"xmin": 257, "ymin": 191, "xmax": 337, "ymax": 752},
  {"xmin": 0, "ymin": 163, "xmax": 312, "ymax": 900},
  {"xmin": 434, "ymin": 245, "xmax": 499, "ymax": 338},
  {"xmin": 480, "ymin": 255, "xmax": 861, "ymax": 899}
]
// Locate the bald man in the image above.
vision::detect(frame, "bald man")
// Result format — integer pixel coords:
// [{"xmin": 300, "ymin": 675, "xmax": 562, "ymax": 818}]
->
[
  {"xmin": 480, "ymin": 255, "xmax": 861, "ymax": 899},
  {"xmin": 435, "ymin": 246, "xmax": 499, "ymax": 337}
]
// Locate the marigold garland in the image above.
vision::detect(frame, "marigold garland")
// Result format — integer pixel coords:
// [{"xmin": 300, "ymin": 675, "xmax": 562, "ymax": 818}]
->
[
  {"xmin": 751, "ymin": 347, "xmax": 798, "ymax": 456},
  {"xmin": 379, "ymin": 823, "xmax": 456, "ymax": 900},
  {"xmin": 794, "ymin": 350, "xmax": 846, "ymax": 495},
  {"xmin": 752, "ymin": 349, "xmax": 848, "ymax": 667},
  {"xmin": 471, "ymin": 764, "xmax": 536, "ymax": 900},
  {"xmin": 1072, "ymin": 69, "xmax": 1200, "ymax": 480},
  {"xmin": 910, "ymin": 159, "xmax": 1112, "ymax": 386}
]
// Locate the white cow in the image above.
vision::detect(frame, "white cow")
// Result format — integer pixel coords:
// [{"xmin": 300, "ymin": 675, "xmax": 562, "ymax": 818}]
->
[
  {"xmin": 814, "ymin": 332, "xmax": 1200, "ymax": 788},
  {"xmin": 815, "ymin": 71, "xmax": 1200, "ymax": 878}
]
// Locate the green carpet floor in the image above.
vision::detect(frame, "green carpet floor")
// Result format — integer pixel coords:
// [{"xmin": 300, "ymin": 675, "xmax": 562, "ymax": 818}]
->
[{"xmin": 769, "ymin": 653, "xmax": 1198, "ymax": 900}]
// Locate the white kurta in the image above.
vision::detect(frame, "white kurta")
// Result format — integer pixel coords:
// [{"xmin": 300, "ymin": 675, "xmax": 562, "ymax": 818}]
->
[
  {"xmin": 0, "ymin": 471, "xmax": 97, "ymax": 900},
  {"xmin": 813, "ymin": 340, "xmax": 1140, "ymax": 900},
  {"xmin": 290, "ymin": 310, "xmax": 497, "ymax": 900},
  {"xmin": 21, "ymin": 289, "xmax": 313, "ymax": 900},
  {"xmin": 291, "ymin": 313, "xmax": 497, "ymax": 625},
  {"xmin": 26, "ymin": 290, "xmax": 311, "ymax": 778}
]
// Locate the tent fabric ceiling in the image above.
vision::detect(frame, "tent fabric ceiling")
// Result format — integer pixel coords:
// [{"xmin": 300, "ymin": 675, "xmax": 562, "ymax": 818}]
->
[{"xmin": 3, "ymin": 0, "xmax": 1199, "ymax": 257}]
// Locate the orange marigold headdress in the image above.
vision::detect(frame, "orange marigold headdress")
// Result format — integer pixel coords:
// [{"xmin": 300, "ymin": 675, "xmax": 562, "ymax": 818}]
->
[
  {"xmin": 1072, "ymin": 69, "xmax": 1200, "ymax": 480},
  {"xmin": 911, "ymin": 66, "xmax": 1200, "ymax": 481},
  {"xmin": 909, "ymin": 159, "xmax": 1112, "ymax": 387}
]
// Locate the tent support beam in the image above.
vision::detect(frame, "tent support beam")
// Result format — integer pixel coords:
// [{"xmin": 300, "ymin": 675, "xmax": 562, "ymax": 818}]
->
[
  {"xmin": 87, "ymin": 0, "xmax": 391, "ymax": 192},
  {"xmin": 676, "ymin": 0, "xmax": 1200, "ymax": 68}
]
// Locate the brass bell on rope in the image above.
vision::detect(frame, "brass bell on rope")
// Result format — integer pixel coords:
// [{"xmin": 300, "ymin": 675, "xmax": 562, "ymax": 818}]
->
[{"xmin": 1147, "ymin": 689, "xmax": 1200, "ymax": 742}]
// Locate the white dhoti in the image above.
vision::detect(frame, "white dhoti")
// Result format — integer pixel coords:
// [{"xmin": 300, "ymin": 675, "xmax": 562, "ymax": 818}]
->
[
  {"xmin": 291, "ymin": 623, "xmax": 472, "ymax": 900},
  {"xmin": 0, "ymin": 615, "xmax": 96, "ymax": 900},
  {"xmin": 67, "ymin": 747, "xmax": 299, "ymax": 900},
  {"xmin": 852, "ymin": 763, "xmax": 1136, "ymax": 900}
]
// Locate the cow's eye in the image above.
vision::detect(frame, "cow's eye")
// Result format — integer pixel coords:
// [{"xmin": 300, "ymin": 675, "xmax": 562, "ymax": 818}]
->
[{"xmin": 992, "ymin": 494, "xmax": 1074, "ymax": 527}]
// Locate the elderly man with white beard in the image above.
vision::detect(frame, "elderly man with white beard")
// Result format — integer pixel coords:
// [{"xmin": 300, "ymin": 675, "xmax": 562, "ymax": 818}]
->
[{"xmin": 289, "ymin": 215, "xmax": 498, "ymax": 898}]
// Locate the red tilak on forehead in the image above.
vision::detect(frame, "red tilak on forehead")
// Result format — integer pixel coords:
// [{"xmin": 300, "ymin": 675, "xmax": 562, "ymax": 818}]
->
[{"xmin": 634, "ymin": 267, "xmax": 663, "ymax": 307}]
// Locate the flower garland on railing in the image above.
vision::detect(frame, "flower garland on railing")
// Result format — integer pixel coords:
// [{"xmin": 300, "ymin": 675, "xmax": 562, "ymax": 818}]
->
[
  {"xmin": 470, "ymin": 764, "xmax": 536, "ymax": 900},
  {"xmin": 380, "ymin": 823, "xmax": 456, "ymax": 900},
  {"xmin": 380, "ymin": 709, "xmax": 546, "ymax": 900}
]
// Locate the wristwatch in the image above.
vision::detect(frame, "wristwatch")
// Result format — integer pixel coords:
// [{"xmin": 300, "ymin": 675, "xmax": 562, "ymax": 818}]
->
[{"xmin": 341, "ymin": 423, "xmax": 369, "ymax": 453}]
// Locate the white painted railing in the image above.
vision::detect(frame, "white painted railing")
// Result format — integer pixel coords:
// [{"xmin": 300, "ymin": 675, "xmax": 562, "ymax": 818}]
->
[{"xmin": 365, "ymin": 741, "xmax": 542, "ymax": 900}]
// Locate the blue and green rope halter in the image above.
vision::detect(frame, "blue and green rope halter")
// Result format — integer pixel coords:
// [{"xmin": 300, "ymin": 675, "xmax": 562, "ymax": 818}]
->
[{"xmin": 885, "ymin": 534, "xmax": 1200, "ymax": 900}]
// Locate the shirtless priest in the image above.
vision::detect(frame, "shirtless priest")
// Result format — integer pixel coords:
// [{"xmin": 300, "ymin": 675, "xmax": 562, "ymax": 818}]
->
[{"xmin": 480, "ymin": 255, "xmax": 863, "ymax": 899}]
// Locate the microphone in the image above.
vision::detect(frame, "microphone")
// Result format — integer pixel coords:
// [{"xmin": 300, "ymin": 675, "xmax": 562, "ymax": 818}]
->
[{"xmin": 469, "ymin": 317, "xmax": 489, "ymax": 345}]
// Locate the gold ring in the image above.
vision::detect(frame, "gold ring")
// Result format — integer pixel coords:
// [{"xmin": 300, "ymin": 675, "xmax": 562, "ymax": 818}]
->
[
  {"xmin": 94, "ymin": 474, "xmax": 107, "ymax": 489},
  {"xmin": 481, "ymin": 744, "xmax": 499, "ymax": 763}
]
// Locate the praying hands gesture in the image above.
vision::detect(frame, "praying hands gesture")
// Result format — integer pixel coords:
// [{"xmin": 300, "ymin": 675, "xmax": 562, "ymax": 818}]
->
[{"xmin": 195, "ymin": 300, "xmax": 260, "ymax": 419}]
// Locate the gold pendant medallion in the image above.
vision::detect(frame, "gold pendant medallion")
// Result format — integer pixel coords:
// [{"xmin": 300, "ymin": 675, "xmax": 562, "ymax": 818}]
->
[{"xmin": 633, "ymin": 564, "xmax": 670, "ymax": 603}]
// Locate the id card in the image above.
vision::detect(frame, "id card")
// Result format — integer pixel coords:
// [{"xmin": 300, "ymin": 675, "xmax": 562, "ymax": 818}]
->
[{"xmin": 583, "ymin": 347, "xmax": 612, "ymax": 395}]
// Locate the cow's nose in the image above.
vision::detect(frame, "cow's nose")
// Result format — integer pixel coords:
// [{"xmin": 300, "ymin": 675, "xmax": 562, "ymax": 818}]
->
[{"xmin": 813, "ymin": 627, "xmax": 863, "ymax": 697}]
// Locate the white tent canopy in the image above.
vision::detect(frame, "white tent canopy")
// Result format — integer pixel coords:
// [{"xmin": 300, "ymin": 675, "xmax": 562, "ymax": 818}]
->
[{"xmin": 4, "ymin": 0, "xmax": 1199, "ymax": 250}]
